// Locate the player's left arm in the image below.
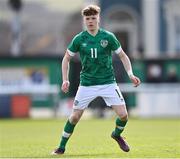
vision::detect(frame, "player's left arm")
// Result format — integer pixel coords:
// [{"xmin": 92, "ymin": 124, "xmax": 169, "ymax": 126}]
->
[{"xmin": 118, "ymin": 49, "xmax": 141, "ymax": 87}]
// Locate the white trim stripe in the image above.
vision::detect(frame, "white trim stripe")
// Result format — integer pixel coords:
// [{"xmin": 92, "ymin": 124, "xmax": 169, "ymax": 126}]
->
[
  {"xmin": 116, "ymin": 125, "xmax": 124, "ymax": 130},
  {"xmin": 67, "ymin": 49, "xmax": 76, "ymax": 56},
  {"xmin": 62, "ymin": 131, "xmax": 71, "ymax": 138},
  {"xmin": 114, "ymin": 47, "xmax": 122, "ymax": 54}
]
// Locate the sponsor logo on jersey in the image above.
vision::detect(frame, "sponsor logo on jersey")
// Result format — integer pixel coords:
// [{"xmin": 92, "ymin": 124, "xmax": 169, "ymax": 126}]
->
[
  {"xmin": 82, "ymin": 43, "xmax": 87, "ymax": 47},
  {"xmin": 100, "ymin": 40, "xmax": 108, "ymax": 48}
]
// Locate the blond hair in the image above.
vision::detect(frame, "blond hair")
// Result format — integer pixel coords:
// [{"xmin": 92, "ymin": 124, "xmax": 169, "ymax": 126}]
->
[{"xmin": 81, "ymin": 5, "xmax": 100, "ymax": 16}]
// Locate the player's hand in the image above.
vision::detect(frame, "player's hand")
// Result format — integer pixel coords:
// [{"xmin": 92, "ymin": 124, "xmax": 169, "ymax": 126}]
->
[
  {"xmin": 61, "ymin": 80, "xmax": 70, "ymax": 93},
  {"xmin": 129, "ymin": 75, "xmax": 141, "ymax": 87}
]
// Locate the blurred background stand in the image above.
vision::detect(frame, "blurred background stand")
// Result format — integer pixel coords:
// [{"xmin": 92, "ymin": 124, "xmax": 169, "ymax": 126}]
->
[
  {"xmin": 119, "ymin": 83, "xmax": 180, "ymax": 118},
  {"xmin": 165, "ymin": 66, "xmax": 179, "ymax": 83},
  {"xmin": 0, "ymin": 85, "xmax": 59, "ymax": 118},
  {"xmin": 8, "ymin": 0, "xmax": 23, "ymax": 56}
]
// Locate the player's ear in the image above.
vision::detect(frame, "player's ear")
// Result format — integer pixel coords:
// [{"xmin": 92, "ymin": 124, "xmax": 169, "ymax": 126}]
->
[
  {"xmin": 83, "ymin": 16, "xmax": 85, "ymax": 22},
  {"xmin": 97, "ymin": 15, "xmax": 100, "ymax": 23},
  {"xmin": 83, "ymin": 16, "xmax": 87, "ymax": 27}
]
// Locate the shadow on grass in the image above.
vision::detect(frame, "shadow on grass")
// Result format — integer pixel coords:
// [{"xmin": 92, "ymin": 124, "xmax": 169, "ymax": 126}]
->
[{"xmin": 50, "ymin": 152, "xmax": 122, "ymax": 158}]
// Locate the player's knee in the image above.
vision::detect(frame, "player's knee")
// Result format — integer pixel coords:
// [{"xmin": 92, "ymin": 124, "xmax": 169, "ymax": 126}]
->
[
  {"xmin": 118, "ymin": 113, "xmax": 128, "ymax": 121},
  {"xmin": 69, "ymin": 114, "xmax": 81, "ymax": 124}
]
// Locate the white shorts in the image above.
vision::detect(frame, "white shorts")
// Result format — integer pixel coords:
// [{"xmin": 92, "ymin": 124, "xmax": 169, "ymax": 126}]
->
[{"xmin": 73, "ymin": 83, "xmax": 126, "ymax": 110}]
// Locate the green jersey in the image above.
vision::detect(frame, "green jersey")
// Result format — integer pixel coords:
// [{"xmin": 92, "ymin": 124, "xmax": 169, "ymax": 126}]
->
[{"xmin": 67, "ymin": 28, "xmax": 122, "ymax": 86}]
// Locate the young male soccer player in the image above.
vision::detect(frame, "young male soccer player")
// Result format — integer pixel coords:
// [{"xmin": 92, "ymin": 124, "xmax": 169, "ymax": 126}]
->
[{"xmin": 52, "ymin": 4, "xmax": 141, "ymax": 155}]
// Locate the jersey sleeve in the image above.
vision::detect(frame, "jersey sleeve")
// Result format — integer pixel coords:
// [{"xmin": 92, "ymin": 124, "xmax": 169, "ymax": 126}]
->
[
  {"xmin": 67, "ymin": 34, "xmax": 80, "ymax": 56},
  {"xmin": 110, "ymin": 33, "xmax": 122, "ymax": 54}
]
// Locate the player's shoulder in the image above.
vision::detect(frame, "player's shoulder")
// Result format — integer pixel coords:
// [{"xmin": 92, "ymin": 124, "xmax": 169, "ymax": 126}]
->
[
  {"xmin": 99, "ymin": 28, "xmax": 115, "ymax": 37},
  {"xmin": 100, "ymin": 28, "xmax": 114, "ymax": 39},
  {"xmin": 73, "ymin": 31, "xmax": 88, "ymax": 40}
]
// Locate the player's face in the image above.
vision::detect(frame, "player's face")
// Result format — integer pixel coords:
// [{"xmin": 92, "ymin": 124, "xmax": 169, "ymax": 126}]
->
[{"xmin": 83, "ymin": 15, "xmax": 99, "ymax": 32}]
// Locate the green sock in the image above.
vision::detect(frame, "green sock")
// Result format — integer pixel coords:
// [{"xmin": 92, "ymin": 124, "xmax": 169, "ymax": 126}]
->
[
  {"xmin": 113, "ymin": 118, "xmax": 127, "ymax": 137},
  {"xmin": 59, "ymin": 120, "xmax": 76, "ymax": 149}
]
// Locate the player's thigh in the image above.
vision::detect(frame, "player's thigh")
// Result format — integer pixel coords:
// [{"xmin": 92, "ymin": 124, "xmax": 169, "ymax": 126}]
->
[
  {"xmin": 73, "ymin": 86, "xmax": 97, "ymax": 110},
  {"xmin": 112, "ymin": 105, "xmax": 128, "ymax": 120},
  {"xmin": 102, "ymin": 83, "xmax": 125, "ymax": 106}
]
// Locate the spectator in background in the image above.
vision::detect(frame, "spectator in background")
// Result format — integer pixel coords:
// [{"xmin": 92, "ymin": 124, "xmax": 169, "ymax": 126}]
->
[
  {"xmin": 166, "ymin": 66, "xmax": 179, "ymax": 83},
  {"xmin": 147, "ymin": 64, "xmax": 163, "ymax": 83},
  {"xmin": 8, "ymin": 0, "xmax": 23, "ymax": 56},
  {"xmin": 30, "ymin": 69, "xmax": 44, "ymax": 84}
]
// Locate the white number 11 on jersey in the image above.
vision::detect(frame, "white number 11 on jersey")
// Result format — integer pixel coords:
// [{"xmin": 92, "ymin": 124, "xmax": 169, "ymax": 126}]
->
[{"xmin": 91, "ymin": 48, "xmax": 97, "ymax": 58}]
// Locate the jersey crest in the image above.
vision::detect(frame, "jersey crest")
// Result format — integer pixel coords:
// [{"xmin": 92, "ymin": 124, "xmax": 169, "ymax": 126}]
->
[{"xmin": 100, "ymin": 39, "xmax": 108, "ymax": 48}]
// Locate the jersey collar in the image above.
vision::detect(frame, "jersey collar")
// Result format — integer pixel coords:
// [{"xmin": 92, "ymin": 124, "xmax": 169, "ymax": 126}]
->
[{"xmin": 86, "ymin": 28, "xmax": 101, "ymax": 38}]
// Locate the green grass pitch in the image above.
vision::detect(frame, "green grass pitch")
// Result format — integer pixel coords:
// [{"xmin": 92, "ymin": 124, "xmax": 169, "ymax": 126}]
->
[{"xmin": 0, "ymin": 118, "xmax": 179, "ymax": 158}]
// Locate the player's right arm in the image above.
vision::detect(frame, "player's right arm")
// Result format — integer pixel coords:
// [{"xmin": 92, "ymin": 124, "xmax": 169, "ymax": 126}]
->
[
  {"xmin": 61, "ymin": 33, "xmax": 80, "ymax": 93},
  {"xmin": 61, "ymin": 51, "xmax": 72, "ymax": 93}
]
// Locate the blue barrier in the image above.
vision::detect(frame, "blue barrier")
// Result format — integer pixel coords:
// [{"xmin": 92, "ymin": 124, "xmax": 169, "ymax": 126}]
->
[{"xmin": 0, "ymin": 95, "xmax": 11, "ymax": 118}]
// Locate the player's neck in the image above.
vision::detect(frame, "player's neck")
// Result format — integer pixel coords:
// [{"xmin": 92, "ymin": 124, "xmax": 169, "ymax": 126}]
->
[{"xmin": 87, "ymin": 27, "xmax": 99, "ymax": 37}]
